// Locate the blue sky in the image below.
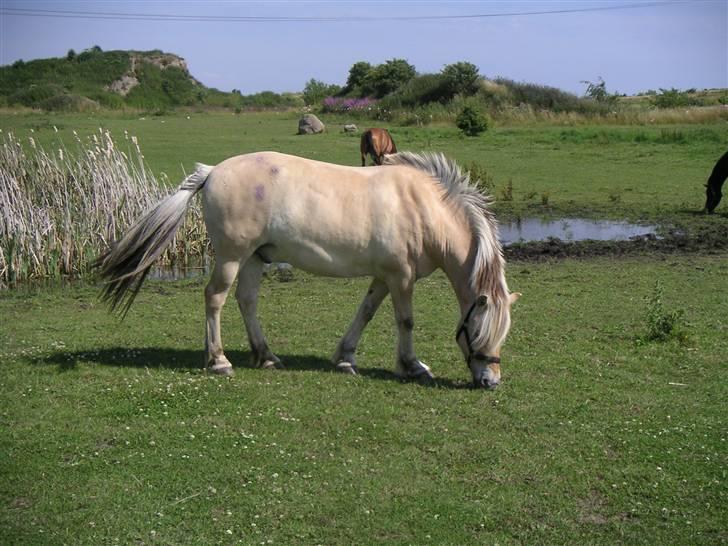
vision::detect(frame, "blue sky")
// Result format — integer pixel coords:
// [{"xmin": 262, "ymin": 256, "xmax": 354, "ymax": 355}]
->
[{"xmin": 1, "ymin": 1, "xmax": 726, "ymax": 96}]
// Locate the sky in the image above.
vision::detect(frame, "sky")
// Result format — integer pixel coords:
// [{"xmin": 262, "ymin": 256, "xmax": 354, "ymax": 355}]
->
[{"xmin": 0, "ymin": 0, "xmax": 726, "ymax": 97}]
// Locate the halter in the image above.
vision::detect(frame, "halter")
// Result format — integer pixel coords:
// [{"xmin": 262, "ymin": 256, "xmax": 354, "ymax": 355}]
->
[{"xmin": 456, "ymin": 297, "xmax": 501, "ymax": 366}]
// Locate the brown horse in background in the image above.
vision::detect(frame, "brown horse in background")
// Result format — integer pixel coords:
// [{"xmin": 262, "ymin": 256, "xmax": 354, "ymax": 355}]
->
[{"xmin": 360, "ymin": 128, "xmax": 397, "ymax": 166}]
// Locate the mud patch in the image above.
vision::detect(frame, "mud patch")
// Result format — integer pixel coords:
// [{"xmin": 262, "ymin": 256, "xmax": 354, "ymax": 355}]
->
[{"xmin": 505, "ymin": 222, "xmax": 728, "ymax": 261}]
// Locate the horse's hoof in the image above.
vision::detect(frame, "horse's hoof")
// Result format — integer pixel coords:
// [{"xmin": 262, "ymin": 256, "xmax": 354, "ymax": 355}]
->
[
  {"xmin": 335, "ymin": 361, "xmax": 358, "ymax": 375},
  {"xmin": 414, "ymin": 369, "xmax": 435, "ymax": 385},
  {"xmin": 260, "ymin": 359, "xmax": 283, "ymax": 370},
  {"xmin": 208, "ymin": 363, "xmax": 234, "ymax": 376}
]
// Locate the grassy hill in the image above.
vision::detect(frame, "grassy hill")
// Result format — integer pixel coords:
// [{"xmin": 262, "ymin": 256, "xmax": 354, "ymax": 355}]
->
[{"xmin": 0, "ymin": 47, "xmax": 243, "ymax": 111}]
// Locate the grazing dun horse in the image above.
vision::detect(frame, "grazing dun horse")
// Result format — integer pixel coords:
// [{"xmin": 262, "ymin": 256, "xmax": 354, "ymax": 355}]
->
[
  {"xmin": 360, "ymin": 128, "xmax": 397, "ymax": 166},
  {"xmin": 97, "ymin": 151, "xmax": 520, "ymax": 388}
]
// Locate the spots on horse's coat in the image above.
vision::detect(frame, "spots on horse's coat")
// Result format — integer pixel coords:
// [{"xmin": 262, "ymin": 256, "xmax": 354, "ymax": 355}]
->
[
  {"xmin": 254, "ymin": 185, "xmax": 265, "ymax": 202},
  {"xmin": 270, "ymin": 166, "xmax": 279, "ymax": 176}
]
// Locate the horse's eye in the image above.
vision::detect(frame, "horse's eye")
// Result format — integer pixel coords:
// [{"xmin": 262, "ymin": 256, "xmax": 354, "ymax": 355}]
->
[{"xmin": 476, "ymin": 295, "xmax": 488, "ymax": 307}]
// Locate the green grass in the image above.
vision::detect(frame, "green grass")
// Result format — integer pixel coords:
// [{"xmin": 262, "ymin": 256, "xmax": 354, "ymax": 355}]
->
[
  {"xmin": 1, "ymin": 109, "xmax": 726, "ymax": 543},
  {"xmin": 2, "ymin": 110, "xmax": 725, "ymax": 222},
  {"xmin": 1, "ymin": 256, "xmax": 726, "ymax": 544}
]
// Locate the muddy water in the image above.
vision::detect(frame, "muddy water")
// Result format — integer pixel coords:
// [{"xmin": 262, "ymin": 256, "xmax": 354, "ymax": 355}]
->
[{"xmin": 499, "ymin": 218, "xmax": 657, "ymax": 245}]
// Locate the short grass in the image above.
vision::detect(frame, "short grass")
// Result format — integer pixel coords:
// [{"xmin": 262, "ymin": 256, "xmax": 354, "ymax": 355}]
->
[
  {"xmin": 1, "ymin": 110, "xmax": 726, "ymax": 222},
  {"xmin": 1, "ymin": 255, "xmax": 726, "ymax": 545}
]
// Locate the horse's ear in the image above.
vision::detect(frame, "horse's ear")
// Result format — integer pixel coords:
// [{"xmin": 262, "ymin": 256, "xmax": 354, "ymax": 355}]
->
[
  {"xmin": 509, "ymin": 292, "xmax": 522, "ymax": 305},
  {"xmin": 476, "ymin": 295, "xmax": 488, "ymax": 307}
]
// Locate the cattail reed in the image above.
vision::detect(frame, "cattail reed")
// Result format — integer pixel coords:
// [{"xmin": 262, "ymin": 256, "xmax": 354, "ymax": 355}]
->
[{"xmin": 0, "ymin": 130, "xmax": 209, "ymax": 287}]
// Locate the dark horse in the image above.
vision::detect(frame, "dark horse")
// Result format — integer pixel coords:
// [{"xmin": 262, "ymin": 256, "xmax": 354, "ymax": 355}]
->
[
  {"xmin": 705, "ymin": 150, "xmax": 728, "ymax": 214},
  {"xmin": 360, "ymin": 128, "xmax": 397, "ymax": 166}
]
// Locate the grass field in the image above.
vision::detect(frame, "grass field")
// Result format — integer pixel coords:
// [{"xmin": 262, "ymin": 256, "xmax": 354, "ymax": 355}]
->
[
  {"xmin": 1, "ymin": 257, "xmax": 726, "ymax": 544},
  {"xmin": 1, "ymin": 109, "xmax": 726, "ymax": 544},
  {"xmin": 2, "ymin": 109, "xmax": 726, "ymax": 221}
]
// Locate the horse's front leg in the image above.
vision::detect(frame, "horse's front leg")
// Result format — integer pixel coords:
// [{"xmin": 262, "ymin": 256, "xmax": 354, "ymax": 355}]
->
[
  {"xmin": 387, "ymin": 276, "xmax": 434, "ymax": 383},
  {"xmin": 236, "ymin": 257, "xmax": 282, "ymax": 370},
  {"xmin": 332, "ymin": 278, "xmax": 389, "ymax": 374}
]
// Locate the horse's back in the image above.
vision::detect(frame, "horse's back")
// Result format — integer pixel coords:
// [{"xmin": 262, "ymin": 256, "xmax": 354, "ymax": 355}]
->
[{"xmin": 202, "ymin": 151, "xmax": 443, "ymax": 277}]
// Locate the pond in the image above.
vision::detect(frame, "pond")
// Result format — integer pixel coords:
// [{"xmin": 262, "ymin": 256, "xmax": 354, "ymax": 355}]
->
[{"xmin": 499, "ymin": 218, "xmax": 658, "ymax": 245}]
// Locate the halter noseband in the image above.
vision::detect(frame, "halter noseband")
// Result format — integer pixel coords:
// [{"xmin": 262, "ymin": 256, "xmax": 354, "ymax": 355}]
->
[{"xmin": 456, "ymin": 297, "xmax": 501, "ymax": 366}]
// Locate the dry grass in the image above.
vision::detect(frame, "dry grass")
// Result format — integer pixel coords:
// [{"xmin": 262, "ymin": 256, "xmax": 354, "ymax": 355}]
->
[
  {"xmin": 0, "ymin": 129, "xmax": 208, "ymax": 286},
  {"xmin": 496, "ymin": 104, "xmax": 728, "ymax": 126}
]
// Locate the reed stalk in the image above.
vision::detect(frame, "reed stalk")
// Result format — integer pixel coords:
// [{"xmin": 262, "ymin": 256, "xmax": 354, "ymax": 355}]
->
[{"xmin": 0, "ymin": 129, "xmax": 209, "ymax": 287}]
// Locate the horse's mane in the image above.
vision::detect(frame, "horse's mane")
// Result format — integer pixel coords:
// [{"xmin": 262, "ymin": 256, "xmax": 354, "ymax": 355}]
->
[{"xmin": 384, "ymin": 151, "xmax": 510, "ymax": 348}]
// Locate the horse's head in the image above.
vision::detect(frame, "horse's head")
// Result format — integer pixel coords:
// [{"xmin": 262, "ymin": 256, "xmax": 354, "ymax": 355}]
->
[{"xmin": 456, "ymin": 292, "xmax": 520, "ymax": 389}]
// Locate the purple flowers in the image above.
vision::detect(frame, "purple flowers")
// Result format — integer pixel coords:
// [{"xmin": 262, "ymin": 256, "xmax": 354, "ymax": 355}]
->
[{"xmin": 321, "ymin": 96, "xmax": 377, "ymax": 113}]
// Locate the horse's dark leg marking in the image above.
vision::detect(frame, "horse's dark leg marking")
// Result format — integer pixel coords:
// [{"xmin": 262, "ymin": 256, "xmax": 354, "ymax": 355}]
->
[{"xmin": 387, "ymin": 276, "xmax": 433, "ymax": 382}]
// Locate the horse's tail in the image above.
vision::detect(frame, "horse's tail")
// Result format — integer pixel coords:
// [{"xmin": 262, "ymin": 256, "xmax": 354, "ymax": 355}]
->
[{"xmin": 95, "ymin": 163, "xmax": 214, "ymax": 315}]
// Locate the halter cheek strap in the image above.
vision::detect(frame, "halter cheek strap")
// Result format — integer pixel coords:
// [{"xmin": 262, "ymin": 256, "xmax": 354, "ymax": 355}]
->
[{"xmin": 456, "ymin": 300, "xmax": 501, "ymax": 365}]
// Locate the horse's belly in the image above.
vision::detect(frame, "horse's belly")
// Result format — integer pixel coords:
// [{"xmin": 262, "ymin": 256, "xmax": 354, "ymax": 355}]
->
[{"xmin": 266, "ymin": 241, "xmax": 377, "ymax": 278}]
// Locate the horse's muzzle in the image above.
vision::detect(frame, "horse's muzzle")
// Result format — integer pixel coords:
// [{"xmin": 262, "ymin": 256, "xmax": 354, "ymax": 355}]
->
[{"xmin": 475, "ymin": 378, "xmax": 500, "ymax": 390}]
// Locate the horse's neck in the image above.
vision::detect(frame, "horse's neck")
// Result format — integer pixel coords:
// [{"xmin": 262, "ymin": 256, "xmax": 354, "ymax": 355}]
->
[
  {"xmin": 432, "ymin": 217, "xmax": 478, "ymax": 313},
  {"xmin": 434, "ymin": 213, "xmax": 507, "ymax": 314}
]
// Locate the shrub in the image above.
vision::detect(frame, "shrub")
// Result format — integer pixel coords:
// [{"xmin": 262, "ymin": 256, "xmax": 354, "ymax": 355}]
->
[
  {"xmin": 39, "ymin": 94, "xmax": 100, "ymax": 112},
  {"xmin": 303, "ymin": 79, "xmax": 341, "ymax": 106},
  {"xmin": 641, "ymin": 281, "xmax": 686, "ymax": 342},
  {"xmin": 466, "ymin": 162, "xmax": 495, "ymax": 192},
  {"xmin": 381, "ymin": 74, "xmax": 450, "ymax": 108},
  {"xmin": 500, "ymin": 179, "xmax": 514, "ymax": 201},
  {"xmin": 9, "ymin": 83, "xmax": 66, "ymax": 107},
  {"xmin": 652, "ymin": 88, "xmax": 694, "ymax": 109},
  {"xmin": 456, "ymin": 105, "xmax": 489, "ymax": 136}
]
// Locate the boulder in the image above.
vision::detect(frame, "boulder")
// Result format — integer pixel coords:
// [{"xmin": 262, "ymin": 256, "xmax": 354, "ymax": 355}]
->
[{"xmin": 298, "ymin": 114, "xmax": 325, "ymax": 135}]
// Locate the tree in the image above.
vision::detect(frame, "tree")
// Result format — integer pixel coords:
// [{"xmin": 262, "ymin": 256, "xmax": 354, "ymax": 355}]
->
[
  {"xmin": 66, "ymin": 49, "xmax": 77, "ymax": 61},
  {"xmin": 345, "ymin": 61, "xmax": 372, "ymax": 93},
  {"xmin": 302, "ymin": 78, "xmax": 341, "ymax": 106},
  {"xmin": 362, "ymin": 59, "xmax": 416, "ymax": 98},
  {"xmin": 442, "ymin": 62, "xmax": 480, "ymax": 97}
]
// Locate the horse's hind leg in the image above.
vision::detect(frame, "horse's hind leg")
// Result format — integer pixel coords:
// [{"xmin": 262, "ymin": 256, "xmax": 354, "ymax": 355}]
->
[
  {"xmin": 332, "ymin": 278, "xmax": 389, "ymax": 374},
  {"xmin": 236, "ymin": 257, "xmax": 282, "ymax": 370},
  {"xmin": 205, "ymin": 258, "xmax": 242, "ymax": 375}
]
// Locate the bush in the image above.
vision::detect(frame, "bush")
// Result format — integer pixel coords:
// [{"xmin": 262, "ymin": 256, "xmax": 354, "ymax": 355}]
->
[
  {"xmin": 466, "ymin": 162, "xmax": 495, "ymax": 192},
  {"xmin": 381, "ymin": 74, "xmax": 450, "ymax": 108},
  {"xmin": 652, "ymin": 88, "xmax": 695, "ymax": 109},
  {"xmin": 641, "ymin": 281, "xmax": 686, "ymax": 342},
  {"xmin": 456, "ymin": 105, "xmax": 489, "ymax": 136},
  {"xmin": 9, "ymin": 83, "xmax": 66, "ymax": 107},
  {"xmin": 39, "ymin": 94, "xmax": 100, "ymax": 112},
  {"xmin": 303, "ymin": 79, "xmax": 341, "ymax": 106}
]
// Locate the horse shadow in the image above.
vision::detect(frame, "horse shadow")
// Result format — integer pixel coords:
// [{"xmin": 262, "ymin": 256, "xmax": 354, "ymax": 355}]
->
[
  {"xmin": 676, "ymin": 208, "xmax": 728, "ymax": 218},
  {"xmin": 38, "ymin": 347, "xmax": 471, "ymax": 389}
]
